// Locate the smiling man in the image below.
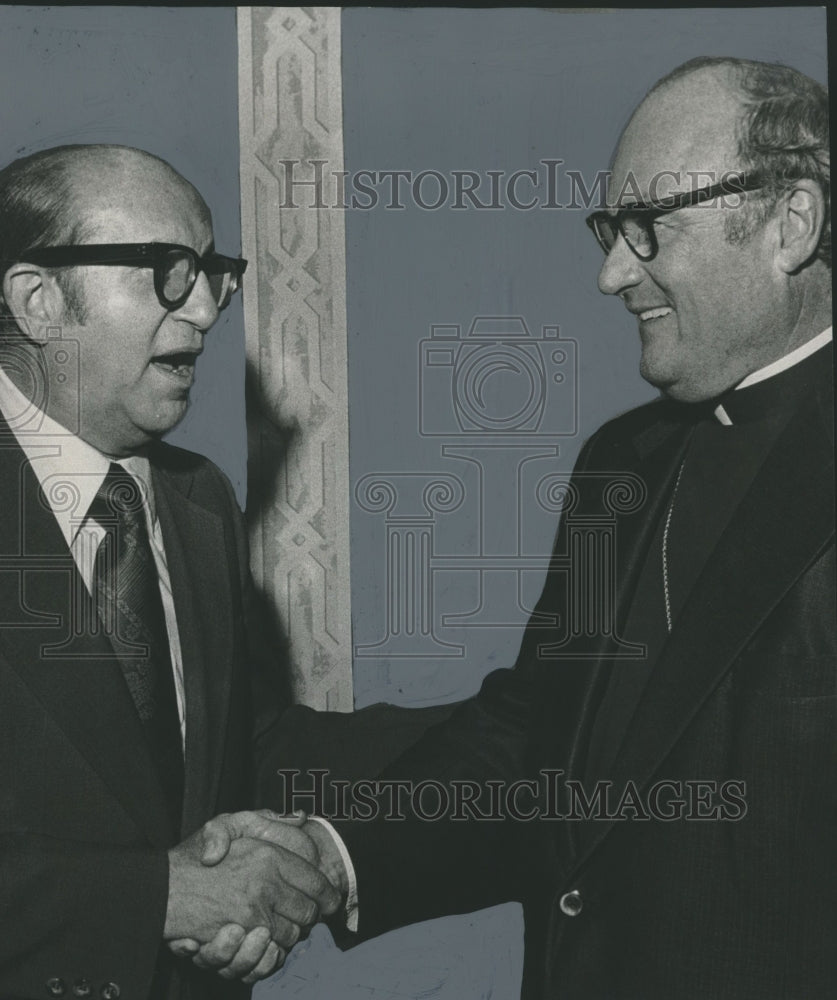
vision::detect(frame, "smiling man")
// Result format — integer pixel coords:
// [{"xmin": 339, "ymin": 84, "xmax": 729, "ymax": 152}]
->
[
  {"xmin": 0, "ymin": 145, "xmax": 339, "ymax": 999},
  {"xmin": 592, "ymin": 62, "xmax": 831, "ymax": 401},
  {"xmin": 195, "ymin": 55, "xmax": 834, "ymax": 998}
]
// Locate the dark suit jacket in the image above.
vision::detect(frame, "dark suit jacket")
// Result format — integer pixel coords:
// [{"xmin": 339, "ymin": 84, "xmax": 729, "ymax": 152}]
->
[
  {"xmin": 0, "ymin": 421, "xmax": 288, "ymax": 1000},
  {"xmin": 334, "ymin": 355, "xmax": 836, "ymax": 999}
]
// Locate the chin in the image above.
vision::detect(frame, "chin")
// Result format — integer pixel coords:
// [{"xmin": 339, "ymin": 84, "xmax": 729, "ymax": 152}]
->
[
  {"xmin": 639, "ymin": 356, "xmax": 675, "ymax": 394},
  {"xmin": 146, "ymin": 402, "xmax": 190, "ymax": 436},
  {"xmin": 101, "ymin": 417, "xmax": 185, "ymax": 458},
  {"xmin": 639, "ymin": 354, "xmax": 705, "ymax": 403},
  {"xmin": 654, "ymin": 377, "xmax": 723, "ymax": 404}
]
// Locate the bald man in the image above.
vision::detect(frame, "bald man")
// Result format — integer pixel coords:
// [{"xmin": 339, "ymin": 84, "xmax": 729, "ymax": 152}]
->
[
  {"xmin": 0, "ymin": 145, "xmax": 338, "ymax": 1000},
  {"xmin": 200, "ymin": 55, "xmax": 835, "ymax": 999}
]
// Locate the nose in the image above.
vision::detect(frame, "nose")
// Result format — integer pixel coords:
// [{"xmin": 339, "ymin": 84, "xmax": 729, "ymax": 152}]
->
[
  {"xmin": 597, "ymin": 232, "xmax": 645, "ymax": 297},
  {"xmin": 172, "ymin": 270, "xmax": 220, "ymax": 331}
]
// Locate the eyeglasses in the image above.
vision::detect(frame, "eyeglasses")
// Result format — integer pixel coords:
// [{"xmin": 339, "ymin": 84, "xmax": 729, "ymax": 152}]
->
[
  {"xmin": 17, "ymin": 243, "xmax": 248, "ymax": 311},
  {"xmin": 585, "ymin": 174, "xmax": 764, "ymax": 261}
]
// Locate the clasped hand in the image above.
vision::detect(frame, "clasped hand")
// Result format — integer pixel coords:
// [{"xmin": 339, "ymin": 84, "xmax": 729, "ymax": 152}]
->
[{"xmin": 164, "ymin": 809, "xmax": 342, "ymax": 983}]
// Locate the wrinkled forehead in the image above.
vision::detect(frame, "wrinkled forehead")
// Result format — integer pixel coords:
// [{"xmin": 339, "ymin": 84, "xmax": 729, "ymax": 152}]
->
[{"xmin": 607, "ymin": 73, "xmax": 743, "ymax": 206}]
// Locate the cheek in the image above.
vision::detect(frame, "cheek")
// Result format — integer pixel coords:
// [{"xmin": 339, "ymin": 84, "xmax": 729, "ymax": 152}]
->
[
  {"xmin": 79, "ymin": 358, "xmax": 129, "ymax": 405},
  {"xmin": 81, "ymin": 315, "xmax": 163, "ymax": 374},
  {"xmin": 76, "ymin": 334, "xmax": 153, "ymax": 408},
  {"xmin": 664, "ymin": 262, "xmax": 737, "ymax": 332}
]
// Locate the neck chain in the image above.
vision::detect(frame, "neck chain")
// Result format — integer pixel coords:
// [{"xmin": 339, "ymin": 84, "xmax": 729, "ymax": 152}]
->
[{"xmin": 661, "ymin": 459, "xmax": 686, "ymax": 633}]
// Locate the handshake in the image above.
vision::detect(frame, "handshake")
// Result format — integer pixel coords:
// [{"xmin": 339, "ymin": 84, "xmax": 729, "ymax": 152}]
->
[{"xmin": 164, "ymin": 810, "xmax": 347, "ymax": 983}]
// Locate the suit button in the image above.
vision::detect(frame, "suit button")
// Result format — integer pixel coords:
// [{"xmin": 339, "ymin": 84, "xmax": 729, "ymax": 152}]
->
[
  {"xmin": 101, "ymin": 985, "xmax": 121, "ymax": 1000},
  {"xmin": 559, "ymin": 889, "xmax": 583, "ymax": 916},
  {"xmin": 46, "ymin": 979, "xmax": 66, "ymax": 997},
  {"xmin": 72, "ymin": 981, "xmax": 92, "ymax": 998}
]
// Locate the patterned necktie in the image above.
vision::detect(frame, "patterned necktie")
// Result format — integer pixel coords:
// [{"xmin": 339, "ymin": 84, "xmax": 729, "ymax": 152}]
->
[{"xmin": 89, "ymin": 462, "xmax": 184, "ymax": 833}]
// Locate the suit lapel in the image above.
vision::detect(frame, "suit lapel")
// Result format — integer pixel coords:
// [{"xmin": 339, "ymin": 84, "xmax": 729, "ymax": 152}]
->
[
  {"xmin": 560, "ymin": 409, "xmax": 693, "ymax": 783},
  {"xmin": 609, "ymin": 413, "xmax": 695, "ymax": 646},
  {"xmin": 152, "ymin": 462, "xmax": 234, "ymax": 835},
  {"xmin": 0, "ymin": 432, "xmax": 173, "ymax": 846},
  {"xmin": 575, "ymin": 394, "xmax": 834, "ymax": 868}
]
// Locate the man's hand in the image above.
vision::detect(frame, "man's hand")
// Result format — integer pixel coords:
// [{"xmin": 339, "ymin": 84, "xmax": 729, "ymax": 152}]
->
[
  {"xmin": 198, "ymin": 808, "xmax": 348, "ymax": 895},
  {"xmin": 168, "ymin": 809, "xmax": 348, "ymax": 981},
  {"xmin": 169, "ymin": 925, "xmax": 285, "ymax": 984},
  {"xmin": 198, "ymin": 809, "xmax": 317, "ymax": 867},
  {"xmin": 165, "ymin": 814, "xmax": 341, "ymax": 981}
]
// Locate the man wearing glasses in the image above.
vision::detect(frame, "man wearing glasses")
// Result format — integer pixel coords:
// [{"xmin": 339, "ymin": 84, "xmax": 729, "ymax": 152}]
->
[
  {"xmin": 196, "ymin": 55, "xmax": 834, "ymax": 997},
  {"xmin": 0, "ymin": 144, "xmax": 340, "ymax": 999}
]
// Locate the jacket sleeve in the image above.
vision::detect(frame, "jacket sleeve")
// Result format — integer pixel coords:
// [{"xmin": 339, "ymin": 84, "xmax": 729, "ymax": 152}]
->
[{"xmin": 323, "ymin": 429, "xmax": 609, "ymax": 942}]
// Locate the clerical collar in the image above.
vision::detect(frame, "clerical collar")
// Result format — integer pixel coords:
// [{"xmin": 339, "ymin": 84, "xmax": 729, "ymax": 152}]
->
[{"xmin": 713, "ymin": 327, "xmax": 832, "ymax": 426}]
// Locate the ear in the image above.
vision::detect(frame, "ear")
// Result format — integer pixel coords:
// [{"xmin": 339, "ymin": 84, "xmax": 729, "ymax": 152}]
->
[
  {"xmin": 774, "ymin": 179, "xmax": 827, "ymax": 274},
  {"xmin": 2, "ymin": 263, "xmax": 66, "ymax": 342}
]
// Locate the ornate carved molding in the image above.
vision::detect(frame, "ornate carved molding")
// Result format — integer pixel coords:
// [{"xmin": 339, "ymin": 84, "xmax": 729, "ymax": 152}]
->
[{"xmin": 238, "ymin": 7, "xmax": 352, "ymax": 710}]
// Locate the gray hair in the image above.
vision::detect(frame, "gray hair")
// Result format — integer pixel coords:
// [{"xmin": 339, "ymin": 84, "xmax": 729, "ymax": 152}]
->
[{"xmin": 654, "ymin": 57, "xmax": 830, "ymax": 268}]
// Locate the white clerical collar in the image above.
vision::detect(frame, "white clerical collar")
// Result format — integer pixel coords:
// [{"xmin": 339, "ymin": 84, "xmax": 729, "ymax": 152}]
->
[
  {"xmin": 0, "ymin": 362, "xmax": 154, "ymax": 549},
  {"xmin": 714, "ymin": 326, "xmax": 832, "ymax": 426}
]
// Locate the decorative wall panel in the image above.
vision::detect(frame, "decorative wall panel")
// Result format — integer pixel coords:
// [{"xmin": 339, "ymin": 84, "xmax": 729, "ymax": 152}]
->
[{"xmin": 238, "ymin": 7, "xmax": 352, "ymax": 710}]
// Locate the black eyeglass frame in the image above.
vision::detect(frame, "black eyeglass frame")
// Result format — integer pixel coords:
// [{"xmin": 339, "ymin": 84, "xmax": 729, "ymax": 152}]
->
[
  {"xmin": 15, "ymin": 242, "xmax": 248, "ymax": 310},
  {"xmin": 585, "ymin": 174, "xmax": 765, "ymax": 261}
]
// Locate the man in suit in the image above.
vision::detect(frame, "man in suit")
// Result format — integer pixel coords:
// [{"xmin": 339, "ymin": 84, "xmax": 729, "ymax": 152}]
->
[
  {"xmin": 0, "ymin": 144, "xmax": 340, "ymax": 999},
  {"xmin": 198, "ymin": 56, "xmax": 835, "ymax": 998}
]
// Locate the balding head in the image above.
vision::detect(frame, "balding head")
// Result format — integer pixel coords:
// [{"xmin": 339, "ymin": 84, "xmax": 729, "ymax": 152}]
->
[
  {"xmin": 611, "ymin": 62, "xmax": 744, "ymax": 206},
  {"xmin": 60, "ymin": 146, "xmax": 210, "ymax": 238},
  {"xmin": 615, "ymin": 57, "xmax": 830, "ymax": 265},
  {"xmin": 0, "ymin": 145, "xmax": 210, "ymax": 324},
  {"xmin": 0, "ymin": 143, "xmax": 221, "ymax": 455}
]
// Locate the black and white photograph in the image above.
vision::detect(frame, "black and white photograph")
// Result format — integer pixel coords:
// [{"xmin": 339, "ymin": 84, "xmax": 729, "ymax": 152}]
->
[{"xmin": 0, "ymin": 6, "xmax": 831, "ymax": 999}]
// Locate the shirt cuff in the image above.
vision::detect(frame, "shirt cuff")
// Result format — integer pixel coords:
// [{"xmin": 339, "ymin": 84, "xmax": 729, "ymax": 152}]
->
[{"xmin": 308, "ymin": 815, "xmax": 359, "ymax": 932}]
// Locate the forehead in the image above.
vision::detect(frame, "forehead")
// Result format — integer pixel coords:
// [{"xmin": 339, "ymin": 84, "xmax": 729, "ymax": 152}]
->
[
  {"xmin": 69, "ymin": 155, "xmax": 213, "ymax": 250},
  {"xmin": 609, "ymin": 70, "xmax": 743, "ymax": 203}
]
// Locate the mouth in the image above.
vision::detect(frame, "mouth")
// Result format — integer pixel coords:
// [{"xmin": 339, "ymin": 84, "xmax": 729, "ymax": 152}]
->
[
  {"xmin": 635, "ymin": 306, "xmax": 674, "ymax": 323},
  {"xmin": 150, "ymin": 350, "xmax": 201, "ymax": 383}
]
